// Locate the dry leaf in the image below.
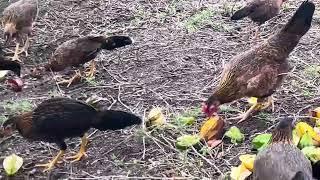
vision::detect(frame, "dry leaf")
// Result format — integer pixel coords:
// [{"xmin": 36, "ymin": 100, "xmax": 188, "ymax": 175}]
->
[
  {"xmin": 199, "ymin": 115, "xmax": 224, "ymax": 141},
  {"xmin": 230, "ymin": 164, "xmax": 252, "ymax": 180},
  {"xmin": 3, "ymin": 154, "xmax": 23, "ymax": 176},
  {"xmin": 0, "ymin": 70, "xmax": 9, "ymax": 80},
  {"xmin": 296, "ymin": 122, "xmax": 320, "ymax": 142},
  {"xmin": 207, "ymin": 139, "xmax": 222, "ymax": 148},
  {"xmin": 311, "ymin": 107, "xmax": 320, "ymax": 119},
  {"xmin": 146, "ymin": 107, "xmax": 166, "ymax": 127},
  {"xmin": 247, "ymin": 97, "xmax": 258, "ymax": 105},
  {"xmin": 239, "ymin": 154, "xmax": 256, "ymax": 171}
]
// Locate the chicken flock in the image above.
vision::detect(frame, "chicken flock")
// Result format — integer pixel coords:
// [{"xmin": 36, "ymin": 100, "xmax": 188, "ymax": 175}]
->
[{"xmin": 0, "ymin": 0, "xmax": 318, "ymax": 179}]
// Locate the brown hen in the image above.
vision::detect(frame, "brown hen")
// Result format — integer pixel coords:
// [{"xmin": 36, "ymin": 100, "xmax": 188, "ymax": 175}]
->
[
  {"xmin": 203, "ymin": 1, "xmax": 315, "ymax": 122},
  {"xmin": 2, "ymin": 0, "xmax": 38, "ymax": 61},
  {"xmin": 231, "ymin": 0, "xmax": 286, "ymax": 39},
  {"xmin": 39, "ymin": 35, "xmax": 133, "ymax": 86},
  {"xmin": 253, "ymin": 117, "xmax": 312, "ymax": 180}
]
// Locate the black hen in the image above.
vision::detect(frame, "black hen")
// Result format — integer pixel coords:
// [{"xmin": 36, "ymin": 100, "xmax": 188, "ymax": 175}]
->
[{"xmin": 2, "ymin": 97, "xmax": 142, "ymax": 172}]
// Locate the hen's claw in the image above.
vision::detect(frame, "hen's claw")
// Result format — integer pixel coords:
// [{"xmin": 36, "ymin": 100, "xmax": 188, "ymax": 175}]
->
[
  {"xmin": 35, "ymin": 150, "xmax": 65, "ymax": 172},
  {"xmin": 56, "ymin": 70, "xmax": 82, "ymax": 87},
  {"xmin": 84, "ymin": 61, "xmax": 96, "ymax": 78},
  {"xmin": 66, "ymin": 134, "xmax": 88, "ymax": 162}
]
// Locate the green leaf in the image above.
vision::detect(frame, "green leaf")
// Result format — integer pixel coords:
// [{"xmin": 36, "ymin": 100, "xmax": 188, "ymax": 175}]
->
[
  {"xmin": 252, "ymin": 134, "xmax": 272, "ymax": 151},
  {"xmin": 175, "ymin": 116, "xmax": 195, "ymax": 126},
  {"xmin": 225, "ymin": 126, "xmax": 245, "ymax": 144},
  {"xmin": 301, "ymin": 146, "xmax": 320, "ymax": 163},
  {"xmin": 3, "ymin": 154, "xmax": 23, "ymax": 176},
  {"xmin": 176, "ymin": 134, "xmax": 201, "ymax": 150},
  {"xmin": 299, "ymin": 133, "xmax": 314, "ymax": 149}
]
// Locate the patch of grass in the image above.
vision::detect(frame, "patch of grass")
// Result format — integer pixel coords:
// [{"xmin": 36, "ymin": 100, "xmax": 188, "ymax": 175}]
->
[
  {"xmin": 0, "ymin": 115, "xmax": 6, "ymax": 123},
  {"xmin": 304, "ymin": 65, "xmax": 320, "ymax": 78},
  {"xmin": 256, "ymin": 112, "xmax": 272, "ymax": 120},
  {"xmin": 85, "ymin": 77, "xmax": 99, "ymax": 86},
  {"xmin": 220, "ymin": 105, "xmax": 240, "ymax": 113},
  {"xmin": 184, "ymin": 9, "xmax": 215, "ymax": 32},
  {"xmin": 180, "ymin": 107, "xmax": 202, "ymax": 117},
  {"xmin": 220, "ymin": 2, "xmax": 235, "ymax": 17},
  {"xmin": 282, "ymin": 3, "xmax": 291, "ymax": 12},
  {"xmin": 2, "ymin": 100, "xmax": 33, "ymax": 114}
]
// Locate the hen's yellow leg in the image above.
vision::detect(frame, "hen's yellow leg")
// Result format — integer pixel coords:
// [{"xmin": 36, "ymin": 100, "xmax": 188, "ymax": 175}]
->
[
  {"xmin": 10, "ymin": 43, "xmax": 21, "ymax": 62},
  {"xmin": 57, "ymin": 70, "xmax": 82, "ymax": 87},
  {"xmin": 236, "ymin": 102, "xmax": 259, "ymax": 123},
  {"xmin": 84, "ymin": 61, "xmax": 96, "ymax": 78},
  {"xmin": 66, "ymin": 133, "xmax": 88, "ymax": 162},
  {"xmin": 18, "ymin": 36, "xmax": 30, "ymax": 57},
  {"xmin": 236, "ymin": 96, "xmax": 274, "ymax": 123},
  {"xmin": 35, "ymin": 150, "xmax": 65, "ymax": 172},
  {"xmin": 259, "ymin": 96, "xmax": 274, "ymax": 112}
]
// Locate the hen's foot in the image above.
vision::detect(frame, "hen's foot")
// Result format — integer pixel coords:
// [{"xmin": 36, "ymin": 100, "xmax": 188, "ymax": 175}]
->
[
  {"xmin": 56, "ymin": 71, "xmax": 82, "ymax": 87},
  {"xmin": 66, "ymin": 134, "xmax": 88, "ymax": 162},
  {"xmin": 35, "ymin": 150, "xmax": 65, "ymax": 172},
  {"xmin": 84, "ymin": 61, "xmax": 96, "ymax": 78}
]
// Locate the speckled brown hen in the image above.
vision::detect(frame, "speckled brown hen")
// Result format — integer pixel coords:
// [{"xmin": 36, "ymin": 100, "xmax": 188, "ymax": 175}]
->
[
  {"xmin": 2, "ymin": 0, "xmax": 38, "ymax": 61},
  {"xmin": 203, "ymin": 1, "xmax": 315, "ymax": 122},
  {"xmin": 40, "ymin": 35, "xmax": 133, "ymax": 86},
  {"xmin": 231, "ymin": 0, "xmax": 286, "ymax": 39},
  {"xmin": 253, "ymin": 117, "xmax": 313, "ymax": 180},
  {"xmin": 231, "ymin": 0, "xmax": 286, "ymax": 24},
  {"xmin": 1, "ymin": 97, "xmax": 142, "ymax": 172}
]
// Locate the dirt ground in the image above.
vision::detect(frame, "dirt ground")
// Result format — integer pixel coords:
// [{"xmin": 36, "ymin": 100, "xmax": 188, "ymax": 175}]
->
[{"xmin": 0, "ymin": 0, "xmax": 319, "ymax": 179}]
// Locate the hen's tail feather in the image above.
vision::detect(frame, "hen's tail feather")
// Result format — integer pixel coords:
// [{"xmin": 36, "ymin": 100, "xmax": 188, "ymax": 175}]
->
[
  {"xmin": 0, "ymin": 59, "xmax": 21, "ymax": 76},
  {"xmin": 231, "ymin": 6, "xmax": 253, "ymax": 20},
  {"xmin": 91, "ymin": 110, "xmax": 142, "ymax": 131},
  {"xmin": 101, "ymin": 36, "xmax": 133, "ymax": 50},
  {"xmin": 281, "ymin": 0, "xmax": 315, "ymax": 36}
]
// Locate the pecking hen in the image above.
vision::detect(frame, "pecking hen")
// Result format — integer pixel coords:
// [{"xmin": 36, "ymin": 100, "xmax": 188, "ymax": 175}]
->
[
  {"xmin": 2, "ymin": 0, "xmax": 38, "ymax": 61},
  {"xmin": 253, "ymin": 117, "xmax": 313, "ymax": 180},
  {"xmin": 34, "ymin": 35, "xmax": 133, "ymax": 87},
  {"xmin": 1, "ymin": 97, "xmax": 142, "ymax": 172},
  {"xmin": 203, "ymin": 1, "xmax": 315, "ymax": 122}
]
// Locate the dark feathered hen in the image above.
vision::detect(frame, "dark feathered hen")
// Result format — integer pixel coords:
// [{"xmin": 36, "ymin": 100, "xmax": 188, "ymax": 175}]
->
[
  {"xmin": 253, "ymin": 118, "xmax": 313, "ymax": 180},
  {"xmin": 41, "ymin": 35, "xmax": 133, "ymax": 86},
  {"xmin": 2, "ymin": 0, "xmax": 37, "ymax": 61},
  {"xmin": 231, "ymin": 0, "xmax": 286, "ymax": 24},
  {"xmin": 1, "ymin": 97, "xmax": 142, "ymax": 172},
  {"xmin": 0, "ymin": 56, "xmax": 21, "ymax": 76},
  {"xmin": 231, "ymin": 0, "xmax": 286, "ymax": 39},
  {"xmin": 203, "ymin": 1, "xmax": 315, "ymax": 122}
]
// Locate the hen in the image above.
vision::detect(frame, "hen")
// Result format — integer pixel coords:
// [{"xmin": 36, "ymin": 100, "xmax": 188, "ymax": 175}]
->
[
  {"xmin": 231, "ymin": 0, "xmax": 286, "ymax": 39},
  {"xmin": 41, "ymin": 35, "xmax": 133, "ymax": 86},
  {"xmin": 253, "ymin": 117, "xmax": 313, "ymax": 180},
  {"xmin": 203, "ymin": 1, "xmax": 315, "ymax": 122},
  {"xmin": 1, "ymin": 97, "xmax": 142, "ymax": 171},
  {"xmin": 0, "ymin": 57, "xmax": 21, "ymax": 76},
  {"xmin": 2, "ymin": 0, "xmax": 38, "ymax": 61}
]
